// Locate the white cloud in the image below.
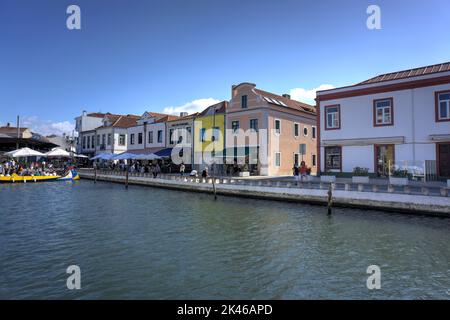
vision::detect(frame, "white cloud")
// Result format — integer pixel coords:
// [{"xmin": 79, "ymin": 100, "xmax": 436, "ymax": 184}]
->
[
  {"xmin": 20, "ymin": 116, "xmax": 75, "ymax": 137},
  {"xmin": 290, "ymin": 84, "xmax": 335, "ymax": 104},
  {"xmin": 163, "ymin": 98, "xmax": 221, "ymax": 116}
]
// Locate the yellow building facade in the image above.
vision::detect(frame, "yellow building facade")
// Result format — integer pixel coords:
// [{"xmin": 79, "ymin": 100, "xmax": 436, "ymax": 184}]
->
[{"xmin": 193, "ymin": 101, "xmax": 228, "ymax": 172}]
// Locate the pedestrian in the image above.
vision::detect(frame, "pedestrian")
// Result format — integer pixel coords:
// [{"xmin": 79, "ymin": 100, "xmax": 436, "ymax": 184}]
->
[
  {"xmin": 201, "ymin": 166, "xmax": 208, "ymax": 179},
  {"xmin": 180, "ymin": 162, "xmax": 185, "ymax": 176},
  {"xmin": 300, "ymin": 161, "xmax": 307, "ymax": 182},
  {"xmin": 293, "ymin": 164, "xmax": 300, "ymax": 186}
]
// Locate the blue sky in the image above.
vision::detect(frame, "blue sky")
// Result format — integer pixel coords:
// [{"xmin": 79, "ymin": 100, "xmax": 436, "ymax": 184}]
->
[{"xmin": 1, "ymin": 0, "xmax": 449, "ymax": 135}]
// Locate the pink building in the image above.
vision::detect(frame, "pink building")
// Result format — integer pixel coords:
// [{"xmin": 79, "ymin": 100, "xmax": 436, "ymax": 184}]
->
[{"xmin": 225, "ymin": 83, "xmax": 317, "ymax": 176}]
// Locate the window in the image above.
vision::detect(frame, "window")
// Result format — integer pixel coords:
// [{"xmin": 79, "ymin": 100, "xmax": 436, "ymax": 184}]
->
[
  {"xmin": 325, "ymin": 105, "xmax": 340, "ymax": 130},
  {"xmin": 107, "ymin": 134, "xmax": 111, "ymax": 146},
  {"xmin": 157, "ymin": 130, "xmax": 163, "ymax": 143},
  {"xmin": 82, "ymin": 137, "xmax": 86, "ymax": 149},
  {"xmin": 241, "ymin": 95, "xmax": 248, "ymax": 108},
  {"xmin": 274, "ymin": 119, "xmax": 281, "ymax": 134},
  {"xmin": 325, "ymin": 146, "xmax": 342, "ymax": 171},
  {"xmin": 91, "ymin": 136, "xmax": 95, "ymax": 148},
  {"xmin": 200, "ymin": 128, "xmax": 206, "ymax": 142},
  {"xmin": 149, "ymin": 131, "xmax": 153, "ymax": 144},
  {"xmin": 102, "ymin": 134, "xmax": 106, "ymax": 145},
  {"xmin": 303, "ymin": 127, "xmax": 308, "ymax": 136},
  {"xmin": 119, "ymin": 134, "xmax": 126, "ymax": 146},
  {"xmin": 232, "ymin": 121, "xmax": 239, "ymax": 133},
  {"xmin": 312, "ymin": 154, "xmax": 316, "ymax": 167},
  {"xmin": 97, "ymin": 135, "xmax": 100, "ymax": 145},
  {"xmin": 169, "ymin": 129, "xmax": 174, "ymax": 144},
  {"xmin": 299, "ymin": 143, "xmax": 306, "ymax": 155},
  {"xmin": 294, "ymin": 123, "xmax": 299, "ymax": 137},
  {"xmin": 312, "ymin": 126, "xmax": 316, "ymax": 139},
  {"xmin": 436, "ymin": 91, "xmax": 450, "ymax": 122},
  {"xmin": 130, "ymin": 133, "xmax": 135, "ymax": 145},
  {"xmin": 177, "ymin": 129, "xmax": 183, "ymax": 144},
  {"xmin": 212, "ymin": 127, "xmax": 220, "ymax": 141},
  {"xmin": 275, "ymin": 152, "xmax": 281, "ymax": 167},
  {"xmin": 186, "ymin": 127, "xmax": 192, "ymax": 143},
  {"xmin": 294, "ymin": 154, "xmax": 299, "ymax": 166},
  {"xmin": 138, "ymin": 132, "xmax": 143, "ymax": 144},
  {"xmin": 374, "ymin": 98, "xmax": 394, "ymax": 126},
  {"xmin": 250, "ymin": 119, "xmax": 258, "ymax": 132}
]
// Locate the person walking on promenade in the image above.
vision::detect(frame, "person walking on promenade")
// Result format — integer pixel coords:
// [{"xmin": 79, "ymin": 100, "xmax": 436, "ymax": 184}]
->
[
  {"xmin": 300, "ymin": 161, "xmax": 307, "ymax": 182},
  {"xmin": 180, "ymin": 162, "xmax": 185, "ymax": 176},
  {"xmin": 153, "ymin": 162, "xmax": 161, "ymax": 178},
  {"xmin": 293, "ymin": 164, "xmax": 300, "ymax": 186},
  {"xmin": 201, "ymin": 166, "xmax": 208, "ymax": 179}
]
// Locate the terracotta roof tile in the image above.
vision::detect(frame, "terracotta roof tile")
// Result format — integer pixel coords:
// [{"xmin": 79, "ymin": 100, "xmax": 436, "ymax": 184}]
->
[
  {"xmin": 359, "ymin": 62, "xmax": 450, "ymax": 85},
  {"xmin": 198, "ymin": 101, "xmax": 228, "ymax": 117},
  {"xmin": 254, "ymin": 89, "xmax": 316, "ymax": 114}
]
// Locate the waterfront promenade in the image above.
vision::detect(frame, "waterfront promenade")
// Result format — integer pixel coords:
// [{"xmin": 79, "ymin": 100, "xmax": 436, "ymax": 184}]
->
[{"xmin": 78, "ymin": 169, "xmax": 450, "ymax": 217}]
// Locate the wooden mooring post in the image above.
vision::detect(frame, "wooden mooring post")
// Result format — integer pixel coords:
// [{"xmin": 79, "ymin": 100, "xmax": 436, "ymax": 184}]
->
[
  {"xmin": 327, "ymin": 183, "xmax": 333, "ymax": 215},
  {"xmin": 212, "ymin": 176, "xmax": 217, "ymax": 200},
  {"xmin": 125, "ymin": 167, "xmax": 129, "ymax": 189},
  {"xmin": 94, "ymin": 167, "xmax": 97, "ymax": 184}
]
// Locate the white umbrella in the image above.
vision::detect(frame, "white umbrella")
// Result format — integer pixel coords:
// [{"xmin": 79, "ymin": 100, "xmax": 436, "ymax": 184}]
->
[
  {"xmin": 5, "ymin": 147, "xmax": 46, "ymax": 158},
  {"xmin": 74, "ymin": 154, "xmax": 89, "ymax": 158},
  {"xmin": 45, "ymin": 148, "xmax": 71, "ymax": 157}
]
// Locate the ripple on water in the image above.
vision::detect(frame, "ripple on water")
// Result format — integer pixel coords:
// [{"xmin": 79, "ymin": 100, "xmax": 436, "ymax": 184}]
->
[{"xmin": 0, "ymin": 181, "xmax": 449, "ymax": 299}]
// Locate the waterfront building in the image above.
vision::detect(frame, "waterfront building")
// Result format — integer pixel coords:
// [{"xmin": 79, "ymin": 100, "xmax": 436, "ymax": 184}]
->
[
  {"xmin": 316, "ymin": 62, "xmax": 450, "ymax": 179},
  {"xmin": 93, "ymin": 114, "xmax": 140, "ymax": 155},
  {"xmin": 166, "ymin": 112, "xmax": 197, "ymax": 166},
  {"xmin": 75, "ymin": 111, "xmax": 109, "ymax": 157},
  {"xmin": 193, "ymin": 101, "xmax": 228, "ymax": 172},
  {"xmin": 225, "ymin": 83, "xmax": 317, "ymax": 176},
  {"xmin": 127, "ymin": 112, "xmax": 178, "ymax": 155}
]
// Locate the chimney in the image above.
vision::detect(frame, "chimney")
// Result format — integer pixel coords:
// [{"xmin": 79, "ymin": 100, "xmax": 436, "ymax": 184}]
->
[
  {"xmin": 282, "ymin": 94, "xmax": 291, "ymax": 99},
  {"xmin": 82, "ymin": 110, "xmax": 87, "ymax": 116},
  {"xmin": 180, "ymin": 112, "xmax": 188, "ymax": 117},
  {"xmin": 6, "ymin": 122, "xmax": 10, "ymax": 127}
]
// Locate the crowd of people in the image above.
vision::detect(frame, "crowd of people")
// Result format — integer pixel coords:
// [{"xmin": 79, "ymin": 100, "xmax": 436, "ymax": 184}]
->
[{"xmin": 0, "ymin": 160, "xmax": 59, "ymax": 177}]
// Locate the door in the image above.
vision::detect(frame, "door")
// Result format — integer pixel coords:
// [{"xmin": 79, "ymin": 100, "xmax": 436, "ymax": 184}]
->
[
  {"xmin": 438, "ymin": 143, "xmax": 450, "ymax": 178},
  {"xmin": 375, "ymin": 144, "xmax": 395, "ymax": 177}
]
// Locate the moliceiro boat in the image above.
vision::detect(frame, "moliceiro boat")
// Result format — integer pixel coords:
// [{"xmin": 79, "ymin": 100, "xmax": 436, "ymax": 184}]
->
[{"xmin": 0, "ymin": 169, "xmax": 80, "ymax": 183}]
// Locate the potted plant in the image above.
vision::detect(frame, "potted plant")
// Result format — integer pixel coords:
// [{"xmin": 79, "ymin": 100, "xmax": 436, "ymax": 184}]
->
[
  {"xmin": 389, "ymin": 169, "xmax": 409, "ymax": 186},
  {"xmin": 239, "ymin": 163, "xmax": 250, "ymax": 177},
  {"xmin": 352, "ymin": 167, "xmax": 370, "ymax": 184}
]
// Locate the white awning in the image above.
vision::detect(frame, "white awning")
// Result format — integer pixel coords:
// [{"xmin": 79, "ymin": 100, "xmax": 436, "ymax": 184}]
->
[{"xmin": 322, "ymin": 136, "xmax": 405, "ymax": 147}]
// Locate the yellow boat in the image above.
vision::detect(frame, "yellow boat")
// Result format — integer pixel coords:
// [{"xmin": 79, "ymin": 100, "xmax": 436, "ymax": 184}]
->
[{"xmin": 0, "ymin": 169, "xmax": 80, "ymax": 183}]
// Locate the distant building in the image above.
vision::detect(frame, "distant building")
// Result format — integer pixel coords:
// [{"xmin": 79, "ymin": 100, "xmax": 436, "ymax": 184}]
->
[
  {"xmin": 225, "ymin": 83, "xmax": 317, "ymax": 176},
  {"xmin": 46, "ymin": 134, "xmax": 76, "ymax": 153},
  {"xmin": 0, "ymin": 124, "xmax": 56, "ymax": 153},
  {"xmin": 75, "ymin": 111, "xmax": 108, "ymax": 156},
  {"xmin": 94, "ymin": 114, "xmax": 141, "ymax": 155},
  {"xmin": 166, "ymin": 113, "xmax": 198, "ymax": 165},
  {"xmin": 75, "ymin": 111, "xmax": 140, "ymax": 156},
  {"xmin": 127, "ymin": 112, "xmax": 178, "ymax": 155},
  {"xmin": 316, "ymin": 62, "xmax": 450, "ymax": 179},
  {"xmin": 193, "ymin": 101, "xmax": 228, "ymax": 172}
]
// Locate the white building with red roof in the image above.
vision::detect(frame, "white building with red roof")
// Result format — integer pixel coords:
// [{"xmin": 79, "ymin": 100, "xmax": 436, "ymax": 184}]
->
[{"xmin": 316, "ymin": 62, "xmax": 450, "ymax": 179}]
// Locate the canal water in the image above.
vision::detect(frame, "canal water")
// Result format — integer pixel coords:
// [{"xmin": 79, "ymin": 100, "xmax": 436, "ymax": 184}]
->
[{"xmin": 1, "ymin": 180, "xmax": 449, "ymax": 299}]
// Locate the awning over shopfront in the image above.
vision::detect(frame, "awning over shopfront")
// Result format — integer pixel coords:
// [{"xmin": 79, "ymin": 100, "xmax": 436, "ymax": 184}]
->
[
  {"xmin": 155, "ymin": 148, "xmax": 173, "ymax": 158},
  {"xmin": 322, "ymin": 136, "xmax": 405, "ymax": 147}
]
